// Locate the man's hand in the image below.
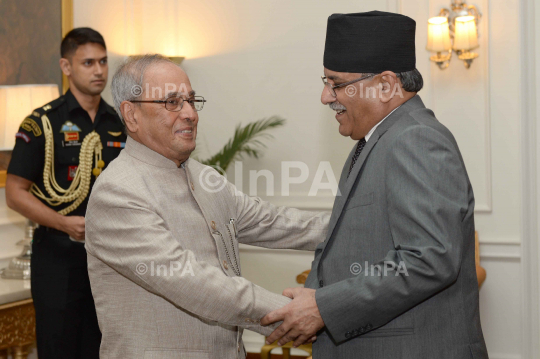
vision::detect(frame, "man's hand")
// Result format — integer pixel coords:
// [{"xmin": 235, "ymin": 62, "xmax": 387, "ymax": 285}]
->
[
  {"xmin": 60, "ymin": 216, "xmax": 85, "ymax": 241},
  {"xmin": 261, "ymin": 287, "xmax": 325, "ymax": 347},
  {"xmin": 6, "ymin": 174, "xmax": 86, "ymax": 241}
]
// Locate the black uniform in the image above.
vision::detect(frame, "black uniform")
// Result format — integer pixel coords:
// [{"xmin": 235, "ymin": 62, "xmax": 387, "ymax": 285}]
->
[{"xmin": 7, "ymin": 89, "xmax": 126, "ymax": 359}]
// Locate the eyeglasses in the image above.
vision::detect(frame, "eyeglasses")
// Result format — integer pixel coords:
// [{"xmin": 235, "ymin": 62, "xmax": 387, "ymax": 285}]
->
[
  {"xmin": 130, "ymin": 96, "xmax": 206, "ymax": 112},
  {"xmin": 321, "ymin": 74, "xmax": 376, "ymax": 97}
]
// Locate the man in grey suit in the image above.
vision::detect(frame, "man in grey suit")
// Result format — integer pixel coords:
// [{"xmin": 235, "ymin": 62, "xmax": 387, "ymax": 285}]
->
[
  {"xmin": 85, "ymin": 54, "xmax": 328, "ymax": 358},
  {"xmin": 262, "ymin": 11, "xmax": 489, "ymax": 358}
]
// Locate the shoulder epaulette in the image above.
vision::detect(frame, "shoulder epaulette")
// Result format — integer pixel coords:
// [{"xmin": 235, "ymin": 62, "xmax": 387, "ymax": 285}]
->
[
  {"xmin": 29, "ymin": 95, "xmax": 65, "ymax": 119},
  {"xmin": 38, "ymin": 95, "xmax": 65, "ymax": 114},
  {"xmin": 21, "ymin": 95, "xmax": 65, "ymax": 136}
]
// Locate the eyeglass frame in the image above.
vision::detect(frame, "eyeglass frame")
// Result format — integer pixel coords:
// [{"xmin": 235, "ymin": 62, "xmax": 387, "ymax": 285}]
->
[
  {"xmin": 130, "ymin": 95, "xmax": 207, "ymax": 112},
  {"xmin": 321, "ymin": 74, "xmax": 376, "ymax": 97}
]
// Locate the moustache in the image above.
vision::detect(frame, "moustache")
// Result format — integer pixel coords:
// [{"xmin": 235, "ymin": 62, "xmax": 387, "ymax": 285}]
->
[{"xmin": 329, "ymin": 102, "xmax": 346, "ymax": 111}]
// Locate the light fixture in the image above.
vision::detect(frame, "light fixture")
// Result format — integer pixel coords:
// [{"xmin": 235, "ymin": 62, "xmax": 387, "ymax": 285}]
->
[
  {"xmin": 426, "ymin": 17, "xmax": 452, "ymax": 70},
  {"xmin": 426, "ymin": 0, "xmax": 482, "ymax": 69},
  {"xmin": 0, "ymin": 85, "xmax": 59, "ymax": 279},
  {"xmin": 453, "ymin": 16, "xmax": 479, "ymax": 68},
  {"xmin": 0, "ymin": 84, "xmax": 60, "ymax": 150}
]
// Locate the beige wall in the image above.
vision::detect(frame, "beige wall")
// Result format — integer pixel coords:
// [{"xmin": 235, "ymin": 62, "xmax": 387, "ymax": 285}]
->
[
  {"xmin": 73, "ymin": 0, "xmax": 530, "ymax": 357},
  {"xmin": 0, "ymin": 0, "xmax": 532, "ymax": 358}
]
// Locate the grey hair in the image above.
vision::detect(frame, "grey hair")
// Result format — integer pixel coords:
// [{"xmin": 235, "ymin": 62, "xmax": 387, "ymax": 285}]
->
[
  {"xmin": 111, "ymin": 54, "xmax": 176, "ymax": 124},
  {"xmin": 364, "ymin": 68, "xmax": 424, "ymax": 93}
]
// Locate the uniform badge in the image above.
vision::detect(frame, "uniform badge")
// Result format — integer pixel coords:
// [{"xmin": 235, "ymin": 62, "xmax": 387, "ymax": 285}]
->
[
  {"xmin": 68, "ymin": 166, "xmax": 78, "ymax": 181},
  {"xmin": 64, "ymin": 132, "xmax": 79, "ymax": 142},
  {"xmin": 20, "ymin": 118, "xmax": 42, "ymax": 137},
  {"xmin": 60, "ymin": 121, "xmax": 82, "ymax": 142},
  {"xmin": 60, "ymin": 121, "xmax": 82, "ymax": 133},
  {"xmin": 108, "ymin": 131, "xmax": 123, "ymax": 137}
]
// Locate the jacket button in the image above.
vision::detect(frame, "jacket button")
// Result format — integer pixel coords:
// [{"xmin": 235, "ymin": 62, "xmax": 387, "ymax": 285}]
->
[
  {"xmin": 345, "ymin": 332, "xmax": 351, "ymax": 339},
  {"xmin": 211, "ymin": 221, "xmax": 216, "ymax": 230},
  {"xmin": 191, "ymin": 182, "xmax": 195, "ymax": 191},
  {"xmin": 319, "ymin": 280, "xmax": 324, "ymax": 287},
  {"xmin": 223, "ymin": 260, "xmax": 229, "ymax": 270}
]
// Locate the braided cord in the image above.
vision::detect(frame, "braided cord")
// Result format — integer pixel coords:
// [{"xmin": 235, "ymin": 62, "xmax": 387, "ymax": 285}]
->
[{"xmin": 30, "ymin": 114, "xmax": 103, "ymax": 215}]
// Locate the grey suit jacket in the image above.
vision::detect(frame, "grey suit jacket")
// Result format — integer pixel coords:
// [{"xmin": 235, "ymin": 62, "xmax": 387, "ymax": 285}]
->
[
  {"xmin": 306, "ymin": 95, "xmax": 489, "ymax": 359},
  {"xmin": 85, "ymin": 137, "xmax": 329, "ymax": 359}
]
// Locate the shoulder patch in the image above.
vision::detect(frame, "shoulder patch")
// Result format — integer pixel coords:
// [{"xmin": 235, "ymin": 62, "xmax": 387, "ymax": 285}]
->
[
  {"xmin": 20, "ymin": 118, "xmax": 42, "ymax": 137},
  {"xmin": 15, "ymin": 132, "xmax": 31, "ymax": 143}
]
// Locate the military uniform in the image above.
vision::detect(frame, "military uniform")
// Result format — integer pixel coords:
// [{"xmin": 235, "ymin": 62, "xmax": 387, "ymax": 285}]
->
[{"xmin": 7, "ymin": 89, "xmax": 126, "ymax": 359}]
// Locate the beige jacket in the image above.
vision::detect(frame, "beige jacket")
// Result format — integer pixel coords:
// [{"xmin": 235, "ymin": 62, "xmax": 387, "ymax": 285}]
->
[{"xmin": 85, "ymin": 137, "xmax": 329, "ymax": 359}]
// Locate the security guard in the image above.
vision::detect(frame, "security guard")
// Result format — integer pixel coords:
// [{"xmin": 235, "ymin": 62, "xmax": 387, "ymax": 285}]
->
[{"xmin": 6, "ymin": 28, "xmax": 126, "ymax": 359}]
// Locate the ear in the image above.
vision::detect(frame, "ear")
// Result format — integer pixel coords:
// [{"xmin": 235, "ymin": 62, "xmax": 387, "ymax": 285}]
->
[
  {"xmin": 378, "ymin": 71, "xmax": 399, "ymax": 103},
  {"xmin": 59, "ymin": 58, "xmax": 71, "ymax": 76},
  {"xmin": 121, "ymin": 101, "xmax": 139, "ymax": 133}
]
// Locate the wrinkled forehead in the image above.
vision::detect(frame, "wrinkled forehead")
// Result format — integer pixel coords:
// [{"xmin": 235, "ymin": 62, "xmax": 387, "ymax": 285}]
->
[{"xmin": 143, "ymin": 62, "xmax": 194, "ymax": 99}]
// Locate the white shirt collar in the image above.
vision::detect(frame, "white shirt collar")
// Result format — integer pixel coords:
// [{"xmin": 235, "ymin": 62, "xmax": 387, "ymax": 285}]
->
[{"xmin": 365, "ymin": 105, "xmax": 401, "ymax": 142}]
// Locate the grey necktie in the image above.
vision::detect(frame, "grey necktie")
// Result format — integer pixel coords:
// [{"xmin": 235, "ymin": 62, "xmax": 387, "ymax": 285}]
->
[{"xmin": 347, "ymin": 138, "xmax": 367, "ymax": 178}]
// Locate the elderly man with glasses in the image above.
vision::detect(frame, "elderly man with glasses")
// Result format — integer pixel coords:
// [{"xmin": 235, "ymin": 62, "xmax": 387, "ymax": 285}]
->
[
  {"xmin": 84, "ymin": 54, "xmax": 329, "ymax": 359},
  {"xmin": 262, "ymin": 11, "xmax": 488, "ymax": 359}
]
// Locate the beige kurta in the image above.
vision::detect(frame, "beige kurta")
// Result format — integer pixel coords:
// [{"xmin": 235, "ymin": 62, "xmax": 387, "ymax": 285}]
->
[{"xmin": 85, "ymin": 137, "xmax": 329, "ymax": 359}]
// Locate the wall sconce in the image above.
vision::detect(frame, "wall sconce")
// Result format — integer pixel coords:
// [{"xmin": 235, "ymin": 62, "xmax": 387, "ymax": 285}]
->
[{"xmin": 426, "ymin": 0, "xmax": 482, "ymax": 70}]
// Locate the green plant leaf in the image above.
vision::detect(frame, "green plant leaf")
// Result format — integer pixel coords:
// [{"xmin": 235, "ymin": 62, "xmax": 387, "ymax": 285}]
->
[{"xmin": 199, "ymin": 116, "xmax": 285, "ymax": 171}]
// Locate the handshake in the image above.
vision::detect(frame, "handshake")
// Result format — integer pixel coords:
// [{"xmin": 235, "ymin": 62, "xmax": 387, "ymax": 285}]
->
[{"xmin": 261, "ymin": 287, "xmax": 324, "ymax": 347}]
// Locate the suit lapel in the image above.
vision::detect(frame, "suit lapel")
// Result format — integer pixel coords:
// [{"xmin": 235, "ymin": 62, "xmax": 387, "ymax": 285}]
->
[
  {"xmin": 324, "ymin": 145, "xmax": 356, "ymax": 240},
  {"xmin": 318, "ymin": 96, "xmax": 424, "ymax": 257},
  {"xmin": 321, "ymin": 132, "xmax": 381, "ymax": 253}
]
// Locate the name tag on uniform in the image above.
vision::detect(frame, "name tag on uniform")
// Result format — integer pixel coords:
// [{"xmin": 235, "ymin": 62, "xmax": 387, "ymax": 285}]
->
[
  {"xmin": 107, "ymin": 141, "xmax": 125, "ymax": 148},
  {"xmin": 62, "ymin": 140, "xmax": 82, "ymax": 147}
]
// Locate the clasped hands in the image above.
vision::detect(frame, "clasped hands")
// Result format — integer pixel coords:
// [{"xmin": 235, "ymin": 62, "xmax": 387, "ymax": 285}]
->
[{"xmin": 260, "ymin": 287, "xmax": 325, "ymax": 347}]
